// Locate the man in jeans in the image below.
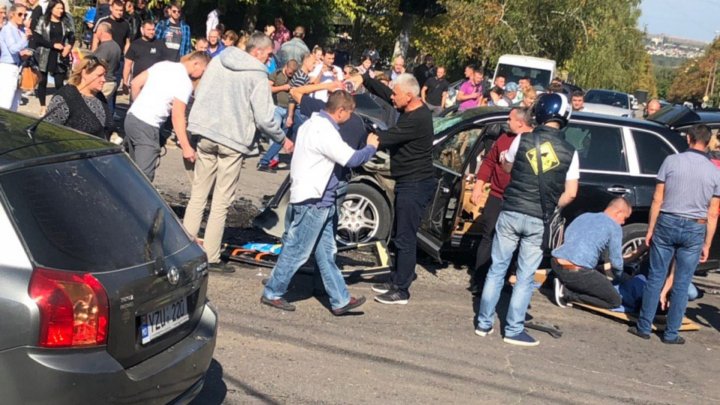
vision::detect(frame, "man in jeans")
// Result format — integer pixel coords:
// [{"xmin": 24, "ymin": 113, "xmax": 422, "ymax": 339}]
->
[
  {"xmin": 183, "ymin": 33, "xmax": 291, "ymax": 273},
  {"xmin": 551, "ymin": 198, "xmax": 631, "ymax": 309},
  {"xmin": 631, "ymin": 125, "xmax": 720, "ymax": 344},
  {"xmin": 262, "ymin": 91, "xmax": 378, "ymax": 315},
  {"xmin": 468, "ymin": 107, "xmax": 534, "ymax": 295},
  {"xmin": 475, "ymin": 93, "xmax": 578, "ymax": 346},
  {"xmin": 257, "ymin": 59, "xmax": 298, "ymax": 172},
  {"xmin": 348, "ymin": 73, "xmax": 436, "ymax": 305}
]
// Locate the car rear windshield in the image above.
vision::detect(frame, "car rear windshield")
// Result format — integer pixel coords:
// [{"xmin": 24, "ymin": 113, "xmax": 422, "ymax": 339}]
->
[
  {"xmin": 0, "ymin": 153, "xmax": 190, "ymax": 272},
  {"xmin": 496, "ymin": 63, "xmax": 551, "ymax": 90}
]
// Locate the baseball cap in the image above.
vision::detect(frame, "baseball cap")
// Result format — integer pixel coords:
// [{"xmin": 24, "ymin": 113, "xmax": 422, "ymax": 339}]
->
[{"xmin": 506, "ymin": 82, "xmax": 519, "ymax": 92}]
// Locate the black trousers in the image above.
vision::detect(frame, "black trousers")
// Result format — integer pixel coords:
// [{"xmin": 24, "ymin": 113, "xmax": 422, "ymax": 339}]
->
[
  {"xmin": 551, "ymin": 259, "xmax": 622, "ymax": 309},
  {"xmin": 471, "ymin": 194, "xmax": 503, "ymax": 283},
  {"xmin": 391, "ymin": 178, "xmax": 436, "ymax": 296},
  {"xmin": 37, "ymin": 71, "xmax": 65, "ymax": 107}
]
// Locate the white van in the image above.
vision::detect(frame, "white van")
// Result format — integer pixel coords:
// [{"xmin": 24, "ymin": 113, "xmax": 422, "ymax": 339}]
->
[{"xmin": 493, "ymin": 54, "xmax": 556, "ymax": 90}]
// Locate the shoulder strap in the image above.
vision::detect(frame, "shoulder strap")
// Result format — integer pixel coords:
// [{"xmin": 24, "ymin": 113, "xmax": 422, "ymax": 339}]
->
[{"xmin": 534, "ymin": 132, "xmax": 550, "ymax": 221}]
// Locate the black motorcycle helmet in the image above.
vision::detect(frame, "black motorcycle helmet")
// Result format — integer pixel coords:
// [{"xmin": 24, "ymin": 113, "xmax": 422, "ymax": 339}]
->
[{"xmin": 533, "ymin": 93, "xmax": 572, "ymax": 128}]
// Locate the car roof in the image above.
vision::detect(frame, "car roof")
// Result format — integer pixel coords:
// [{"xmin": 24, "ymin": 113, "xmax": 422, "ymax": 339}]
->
[
  {"xmin": 647, "ymin": 105, "xmax": 720, "ymax": 130},
  {"xmin": 437, "ymin": 107, "xmax": 687, "ymax": 150},
  {"xmin": 0, "ymin": 109, "xmax": 119, "ymax": 172}
]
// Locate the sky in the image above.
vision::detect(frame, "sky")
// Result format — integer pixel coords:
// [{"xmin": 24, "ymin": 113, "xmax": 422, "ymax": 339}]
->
[{"xmin": 638, "ymin": 0, "xmax": 720, "ymax": 42}]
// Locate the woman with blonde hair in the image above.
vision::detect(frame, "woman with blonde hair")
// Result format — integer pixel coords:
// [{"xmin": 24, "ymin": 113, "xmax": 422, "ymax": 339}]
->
[
  {"xmin": 222, "ymin": 29, "xmax": 239, "ymax": 47},
  {"xmin": 520, "ymin": 87, "xmax": 537, "ymax": 108},
  {"xmin": 46, "ymin": 55, "xmax": 113, "ymax": 139}
]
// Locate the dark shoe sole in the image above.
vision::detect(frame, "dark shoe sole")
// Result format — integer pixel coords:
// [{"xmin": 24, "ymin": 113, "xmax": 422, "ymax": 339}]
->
[
  {"xmin": 627, "ymin": 326, "xmax": 650, "ymax": 340},
  {"xmin": 260, "ymin": 296, "xmax": 296, "ymax": 311},
  {"xmin": 332, "ymin": 296, "xmax": 367, "ymax": 315},
  {"xmin": 661, "ymin": 336, "xmax": 685, "ymax": 345}
]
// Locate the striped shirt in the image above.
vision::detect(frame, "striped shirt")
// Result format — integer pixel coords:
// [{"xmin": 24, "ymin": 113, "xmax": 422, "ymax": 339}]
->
[
  {"xmin": 658, "ymin": 149, "xmax": 720, "ymax": 219},
  {"xmin": 290, "ymin": 69, "xmax": 310, "ymax": 88}
]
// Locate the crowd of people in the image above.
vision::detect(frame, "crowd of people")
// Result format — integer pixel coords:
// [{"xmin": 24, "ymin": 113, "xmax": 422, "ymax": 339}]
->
[{"xmin": 0, "ymin": 1, "xmax": 717, "ymax": 346}]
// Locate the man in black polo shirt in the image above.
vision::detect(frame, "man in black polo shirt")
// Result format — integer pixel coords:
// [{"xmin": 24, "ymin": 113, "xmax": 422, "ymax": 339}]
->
[
  {"xmin": 421, "ymin": 65, "xmax": 449, "ymax": 116},
  {"xmin": 123, "ymin": 20, "xmax": 169, "ymax": 91},
  {"xmin": 350, "ymin": 72, "xmax": 436, "ymax": 305},
  {"xmin": 92, "ymin": 0, "xmax": 131, "ymax": 53}
]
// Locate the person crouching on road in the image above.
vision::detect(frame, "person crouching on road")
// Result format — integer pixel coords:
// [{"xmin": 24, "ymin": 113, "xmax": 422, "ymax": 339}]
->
[
  {"xmin": 124, "ymin": 50, "xmax": 210, "ymax": 181},
  {"xmin": 261, "ymin": 91, "xmax": 380, "ymax": 315},
  {"xmin": 475, "ymin": 93, "xmax": 579, "ymax": 347}
]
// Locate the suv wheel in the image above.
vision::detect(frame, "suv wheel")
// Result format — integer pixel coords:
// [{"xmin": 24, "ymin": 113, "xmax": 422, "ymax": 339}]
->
[
  {"xmin": 337, "ymin": 182, "xmax": 391, "ymax": 245},
  {"xmin": 622, "ymin": 223, "xmax": 648, "ymax": 255}
]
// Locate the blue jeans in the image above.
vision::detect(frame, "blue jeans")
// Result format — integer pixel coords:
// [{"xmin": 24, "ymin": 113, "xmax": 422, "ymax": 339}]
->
[
  {"xmin": 637, "ymin": 213, "xmax": 705, "ymax": 340},
  {"xmin": 259, "ymin": 106, "xmax": 289, "ymax": 166},
  {"xmin": 477, "ymin": 210, "xmax": 544, "ymax": 337},
  {"xmin": 263, "ymin": 203, "xmax": 351, "ymax": 310}
]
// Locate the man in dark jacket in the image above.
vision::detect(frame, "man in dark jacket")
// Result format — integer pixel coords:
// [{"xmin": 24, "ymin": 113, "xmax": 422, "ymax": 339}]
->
[
  {"xmin": 350, "ymin": 72, "xmax": 436, "ymax": 305},
  {"xmin": 475, "ymin": 93, "xmax": 578, "ymax": 347}
]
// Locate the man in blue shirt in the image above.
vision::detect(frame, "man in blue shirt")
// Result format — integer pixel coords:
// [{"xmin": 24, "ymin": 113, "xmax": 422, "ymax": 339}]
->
[
  {"xmin": 0, "ymin": 4, "xmax": 32, "ymax": 111},
  {"xmin": 551, "ymin": 198, "xmax": 631, "ymax": 309}
]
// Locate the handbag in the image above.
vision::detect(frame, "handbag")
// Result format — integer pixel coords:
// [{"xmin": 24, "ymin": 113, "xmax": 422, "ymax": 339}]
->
[
  {"xmin": 533, "ymin": 132, "xmax": 566, "ymax": 251},
  {"xmin": 18, "ymin": 63, "xmax": 40, "ymax": 91}
]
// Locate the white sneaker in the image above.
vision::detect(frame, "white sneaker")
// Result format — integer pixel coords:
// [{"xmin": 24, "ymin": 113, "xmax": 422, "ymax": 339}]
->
[{"xmin": 553, "ymin": 278, "xmax": 572, "ymax": 308}]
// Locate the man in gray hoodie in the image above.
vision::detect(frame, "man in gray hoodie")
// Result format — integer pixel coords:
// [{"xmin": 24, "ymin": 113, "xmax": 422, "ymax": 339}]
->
[{"xmin": 183, "ymin": 32, "xmax": 290, "ymax": 273}]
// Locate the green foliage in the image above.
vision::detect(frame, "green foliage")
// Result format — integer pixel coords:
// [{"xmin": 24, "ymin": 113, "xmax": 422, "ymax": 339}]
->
[{"xmin": 667, "ymin": 38, "xmax": 720, "ymax": 104}]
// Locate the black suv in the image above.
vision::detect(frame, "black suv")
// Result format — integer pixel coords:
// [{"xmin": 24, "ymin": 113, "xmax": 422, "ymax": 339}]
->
[
  {"xmin": 0, "ymin": 110, "xmax": 217, "ymax": 403},
  {"xmin": 257, "ymin": 105, "xmax": 720, "ymax": 271}
]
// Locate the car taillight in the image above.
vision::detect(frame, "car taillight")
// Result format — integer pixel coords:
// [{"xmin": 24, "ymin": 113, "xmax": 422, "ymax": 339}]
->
[{"xmin": 29, "ymin": 268, "xmax": 109, "ymax": 348}]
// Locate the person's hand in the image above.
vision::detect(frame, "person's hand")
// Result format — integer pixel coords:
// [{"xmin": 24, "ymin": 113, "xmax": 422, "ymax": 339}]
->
[
  {"xmin": 470, "ymin": 182, "xmax": 484, "ymax": 206},
  {"xmin": 285, "ymin": 115, "xmax": 293, "ymax": 128},
  {"xmin": 53, "ymin": 43, "xmax": 64, "ymax": 51},
  {"xmin": 366, "ymin": 133, "xmax": 379, "ymax": 148},
  {"xmin": 24, "ymin": 27, "xmax": 32, "ymax": 38},
  {"xmin": 283, "ymin": 137, "xmax": 294, "ymax": 153},
  {"xmin": 329, "ymin": 80, "xmax": 344, "ymax": 91},
  {"xmin": 62, "ymin": 44, "xmax": 71, "ymax": 57},
  {"xmin": 700, "ymin": 243, "xmax": 710, "ymax": 263},
  {"xmin": 19, "ymin": 49, "xmax": 33, "ymax": 59},
  {"xmin": 181, "ymin": 145, "xmax": 196, "ymax": 163},
  {"xmin": 660, "ymin": 291, "xmax": 670, "ymax": 311}
]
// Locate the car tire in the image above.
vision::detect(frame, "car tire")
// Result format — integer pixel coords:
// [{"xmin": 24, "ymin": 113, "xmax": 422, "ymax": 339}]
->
[
  {"xmin": 337, "ymin": 182, "xmax": 392, "ymax": 246},
  {"xmin": 622, "ymin": 223, "xmax": 648, "ymax": 255}
]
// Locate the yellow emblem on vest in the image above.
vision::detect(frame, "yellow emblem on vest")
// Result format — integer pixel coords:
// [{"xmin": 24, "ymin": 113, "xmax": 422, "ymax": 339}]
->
[{"xmin": 526, "ymin": 141, "xmax": 560, "ymax": 175}]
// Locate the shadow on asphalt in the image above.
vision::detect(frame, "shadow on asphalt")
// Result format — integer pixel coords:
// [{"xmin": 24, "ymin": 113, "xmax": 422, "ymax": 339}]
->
[{"xmin": 686, "ymin": 303, "xmax": 720, "ymax": 332}]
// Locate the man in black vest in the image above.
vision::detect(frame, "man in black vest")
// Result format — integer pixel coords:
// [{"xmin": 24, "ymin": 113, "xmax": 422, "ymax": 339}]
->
[{"xmin": 475, "ymin": 93, "xmax": 579, "ymax": 347}]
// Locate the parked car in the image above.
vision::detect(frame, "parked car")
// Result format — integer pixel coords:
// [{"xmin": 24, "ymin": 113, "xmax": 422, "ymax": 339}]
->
[
  {"xmin": 257, "ymin": 105, "xmax": 720, "ymax": 272},
  {"xmin": 493, "ymin": 54, "xmax": 556, "ymax": 91},
  {"xmin": 0, "ymin": 110, "xmax": 217, "ymax": 403},
  {"xmin": 583, "ymin": 89, "xmax": 635, "ymax": 117}
]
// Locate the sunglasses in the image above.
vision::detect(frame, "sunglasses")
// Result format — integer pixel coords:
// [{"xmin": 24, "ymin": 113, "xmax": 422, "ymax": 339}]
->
[{"xmin": 16, "ymin": 12, "xmax": 27, "ymax": 17}]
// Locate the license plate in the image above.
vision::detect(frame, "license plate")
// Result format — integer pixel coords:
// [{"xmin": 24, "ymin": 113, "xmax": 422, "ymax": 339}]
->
[{"xmin": 140, "ymin": 297, "xmax": 189, "ymax": 344}]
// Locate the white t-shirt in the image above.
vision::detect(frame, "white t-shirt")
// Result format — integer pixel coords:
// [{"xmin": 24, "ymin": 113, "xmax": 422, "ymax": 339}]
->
[
  {"xmin": 308, "ymin": 63, "xmax": 344, "ymax": 102},
  {"xmin": 506, "ymin": 132, "xmax": 580, "ymax": 181},
  {"xmin": 129, "ymin": 61, "xmax": 193, "ymax": 128}
]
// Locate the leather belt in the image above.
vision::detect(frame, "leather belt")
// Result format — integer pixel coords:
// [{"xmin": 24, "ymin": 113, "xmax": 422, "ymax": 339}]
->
[
  {"xmin": 665, "ymin": 213, "xmax": 707, "ymax": 225},
  {"xmin": 552, "ymin": 258, "xmax": 581, "ymax": 271}
]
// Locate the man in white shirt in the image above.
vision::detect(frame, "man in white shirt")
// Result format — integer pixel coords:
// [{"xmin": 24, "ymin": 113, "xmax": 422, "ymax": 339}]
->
[
  {"xmin": 308, "ymin": 47, "xmax": 343, "ymax": 102},
  {"xmin": 262, "ymin": 91, "xmax": 379, "ymax": 315},
  {"xmin": 124, "ymin": 51, "xmax": 210, "ymax": 181}
]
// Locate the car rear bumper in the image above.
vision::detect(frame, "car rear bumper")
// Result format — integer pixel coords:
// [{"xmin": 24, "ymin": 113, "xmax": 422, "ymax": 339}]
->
[{"xmin": 0, "ymin": 302, "xmax": 218, "ymax": 404}]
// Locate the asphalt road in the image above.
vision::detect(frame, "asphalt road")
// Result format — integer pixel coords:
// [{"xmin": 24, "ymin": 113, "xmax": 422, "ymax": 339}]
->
[
  {"xmin": 17, "ymin": 97, "xmax": 720, "ymax": 403},
  {"xmin": 150, "ymin": 147, "xmax": 720, "ymax": 405}
]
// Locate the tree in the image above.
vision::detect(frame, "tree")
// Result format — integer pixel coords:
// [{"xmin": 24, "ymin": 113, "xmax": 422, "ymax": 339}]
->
[{"xmin": 668, "ymin": 38, "xmax": 720, "ymax": 105}]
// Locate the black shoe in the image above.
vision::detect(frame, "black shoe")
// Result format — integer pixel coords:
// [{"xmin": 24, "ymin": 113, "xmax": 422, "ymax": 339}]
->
[
  {"xmin": 371, "ymin": 282, "xmax": 393, "ymax": 294},
  {"xmin": 257, "ymin": 163, "xmax": 276, "ymax": 173},
  {"xmin": 661, "ymin": 336, "xmax": 686, "ymax": 345},
  {"xmin": 374, "ymin": 289, "xmax": 409, "ymax": 305},
  {"xmin": 208, "ymin": 261, "xmax": 236, "ymax": 273},
  {"xmin": 260, "ymin": 296, "xmax": 296, "ymax": 311},
  {"xmin": 627, "ymin": 326, "xmax": 650, "ymax": 340},
  {"xmin": 467, "ymin": 283, "xmax": 479, "ymax": 295},
  {"xmin": 261, "ymin": 277, "xmax": 269, "ymax": 286},
  {"xmin": 332, "ymin": 296, "xmax": 366, "ymax": 315}
]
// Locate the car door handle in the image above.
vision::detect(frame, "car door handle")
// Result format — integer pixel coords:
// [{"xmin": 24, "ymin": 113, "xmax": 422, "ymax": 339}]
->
[{"xmin": 607, "ymin": 186, "xmax": 631, "ymax": 194}]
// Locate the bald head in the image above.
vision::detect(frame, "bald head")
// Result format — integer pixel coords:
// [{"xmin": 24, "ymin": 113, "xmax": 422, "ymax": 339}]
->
[
  {"xmin": 605, "ymin": 197, "xmax": 632, "ymax": 225},
  {"xmin": 647, "ymin": 99, "xmax": 661, "ymax": 116}
]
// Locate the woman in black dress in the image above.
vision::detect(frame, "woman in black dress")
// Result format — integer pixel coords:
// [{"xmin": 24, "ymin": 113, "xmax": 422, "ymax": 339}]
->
[
  {"xmin": 46, "ymin": 56, "xmax": 113, "ymax": 140},
  {"xmin": 33, "ymin": 0, "xmax": 74, "ymax": 116}
]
